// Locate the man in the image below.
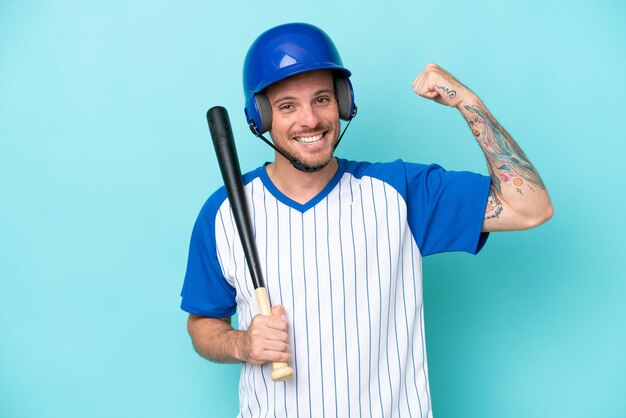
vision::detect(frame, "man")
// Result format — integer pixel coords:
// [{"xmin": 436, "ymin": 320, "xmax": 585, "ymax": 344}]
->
[{"xmin": 181, "ymin": 23, "xmax": 553, "ymax": 418}]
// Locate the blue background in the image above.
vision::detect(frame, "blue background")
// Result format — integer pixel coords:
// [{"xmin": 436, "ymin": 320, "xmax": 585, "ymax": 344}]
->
[{"xmin": 1, "ymin": 1, "xmax": 625, "ymax": 417}]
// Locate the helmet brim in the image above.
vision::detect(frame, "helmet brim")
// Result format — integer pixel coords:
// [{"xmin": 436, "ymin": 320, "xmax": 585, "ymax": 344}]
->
[{"xmin": 248, "ymin": 62, "xmax": 351, "ymax": 95}]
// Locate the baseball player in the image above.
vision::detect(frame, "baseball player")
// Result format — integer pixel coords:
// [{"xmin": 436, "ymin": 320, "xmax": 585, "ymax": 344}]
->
[{"xmin": 182, "ymin": 23, "xmax": 553, "ymax": 417}]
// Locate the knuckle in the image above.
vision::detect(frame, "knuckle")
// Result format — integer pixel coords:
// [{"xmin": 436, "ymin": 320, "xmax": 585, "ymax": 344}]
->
[
  {"xmin": 250, "ymin": 347, "xmax": 264, "ymax": 360},
  {"xmin": 272, "ymin": 351, "xmax": 289, "ymax": 362}
]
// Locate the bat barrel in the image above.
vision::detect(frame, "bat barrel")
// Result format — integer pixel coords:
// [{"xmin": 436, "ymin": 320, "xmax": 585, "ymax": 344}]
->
[{"xmin": 207, "ymin": 106, "xmax": 265, "ymax": 290}]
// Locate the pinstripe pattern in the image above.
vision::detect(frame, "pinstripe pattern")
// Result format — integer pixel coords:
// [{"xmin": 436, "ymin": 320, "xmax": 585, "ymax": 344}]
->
[
  {"xmin": 215, "ymin": 170, "xmax": 433, "ymax": 418},
  {"xmin": 347, "ymin": 179, "xmax": 362, "ymax": 418},
  {"xmin": 336, "ymin": 183, "xmax": 352, "ymax": 417},
  {"xmin": 326, "ymin": 196, "xmax": 340, "ymax": 418},
  {"xmin": 357, "ymin": 180, "xmax": 375, "ymax": 417}
]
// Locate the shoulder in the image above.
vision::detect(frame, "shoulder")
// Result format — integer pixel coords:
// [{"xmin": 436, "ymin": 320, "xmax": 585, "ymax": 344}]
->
[
  {"xmin": 339, "ymin": 158, "xmax": 443, "ymax": 196},
  {"xmin": 338, "ymin": 157, "xmax": 488, "ymax": 204},
  {"xmin": 196, "ymin": 164, "xmax": 266, "ymax": 226},
  {"xmin": 340, "ymin": 158, "xmax": 437, "ymax": 179}
]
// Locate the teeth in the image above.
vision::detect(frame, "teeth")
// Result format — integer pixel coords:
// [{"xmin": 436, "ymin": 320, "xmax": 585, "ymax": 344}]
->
[{"xmin": 294, "ymin": 133, "xmax": 323, "ymax": 143}]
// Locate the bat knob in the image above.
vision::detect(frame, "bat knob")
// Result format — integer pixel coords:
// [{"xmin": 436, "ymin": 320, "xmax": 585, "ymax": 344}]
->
[{"xmin": 271, "ymin": 363, "xmax": 294, "ymax": 382}]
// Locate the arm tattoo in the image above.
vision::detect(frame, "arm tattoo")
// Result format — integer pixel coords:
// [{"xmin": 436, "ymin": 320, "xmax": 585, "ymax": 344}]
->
[
  {"xmin": 485, "ymin": 187, "xmax": 504, "ymax": 220},
  {"xmin": 465, "ymin": 105, "xmax": 545, "ymax": 194},
  {"xmin": 435, "ymin": 84, "xmax": 457, "ymax": 98}
]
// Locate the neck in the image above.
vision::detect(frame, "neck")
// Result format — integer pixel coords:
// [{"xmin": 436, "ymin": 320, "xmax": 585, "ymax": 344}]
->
[{"xmin": 266, "ymin": 155, "xmax": 338, "ymax": 204}]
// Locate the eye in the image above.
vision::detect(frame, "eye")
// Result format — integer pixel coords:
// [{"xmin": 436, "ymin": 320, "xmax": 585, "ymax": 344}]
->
[
  {"xmin": 278, "ymin": 103, "xmax": 294, "ymax": 111},
  {"xmin": 316, "ymin": 96, "xmax": 331, "ymax": 104}
]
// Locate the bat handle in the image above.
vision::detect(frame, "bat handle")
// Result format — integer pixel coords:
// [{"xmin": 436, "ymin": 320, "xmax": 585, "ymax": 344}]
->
[{"xmin": 254, "ymin": 288, "xmax": 295, "ymax": 382}]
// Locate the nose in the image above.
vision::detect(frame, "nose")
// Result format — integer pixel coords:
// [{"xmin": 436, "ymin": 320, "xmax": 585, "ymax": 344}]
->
[{"xmin": 298, "ymin": 104, "xmax": 321, "ymax": 129}]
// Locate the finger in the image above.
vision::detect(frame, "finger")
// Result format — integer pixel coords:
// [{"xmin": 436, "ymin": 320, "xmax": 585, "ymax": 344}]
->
[
  {"xmin": 261, "ymin": 349, "xmax": 291, "ymax": 363},
  {"xmin": 416, "ymin": 75, "xmax": 433, "ymax": 96},
  {"xmin": 268, "ymin": 310, "xmax": 289, "ymax": 330},
  {"xmin": 415, "ymin": 79, "xmax": 439, "ymax": 98},
  {"xmin": 413, "ymin": 62, "xmax": 437, "ymax": 89},
  {"xmin": 262, "ymin": 340, "xmax": 291, "ymax": 354},
  {"xmin": 271, "ymin": 304, "xmax": 286, "ymax": 318},
  {"xmin": 251, "ymin": 311, "xmax": 287, "ymax": 325},
  {"xmin": 251, "ymin": 318, "xmax": 289, "ymax": 335},
  {"xmin": 252, "ymin": 314, "xmax": 289, "ymax": 333},
  {"xmin": 412, "ymin": 74, "xmax": 421, "ymax": 90},
  {"xmin": 412, "ymin": 67, "xmax": 427, "ymax": 88},
  {"xmin": 248, "ymin": 335, "xmax": 289, "ymax": 352},
  {"xmin": 412, "ymin": 72, "xmax": 425, "ymax": 92},
  {"xmin": 248, "ymin": 340, "xmax": 291, "ymax": 364},
  {"xmin": 421, "ymin": 90, "xmax": 440, "ymax": 99},
  {"xmin": 256, "ymin": 326, "xmax": 289, "ymax": 342}
]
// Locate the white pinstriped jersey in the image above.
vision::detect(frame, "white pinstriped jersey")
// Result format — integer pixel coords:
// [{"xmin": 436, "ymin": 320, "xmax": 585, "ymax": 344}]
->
[{"xmin": 182, "ymin": 159, "xmax": 490, "ymax": 418}]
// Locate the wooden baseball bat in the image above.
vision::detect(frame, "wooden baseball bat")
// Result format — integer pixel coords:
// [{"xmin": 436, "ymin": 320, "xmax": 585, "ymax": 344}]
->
[{"xmin": 207, "ymin": 106, "xmax": 294, "ymax": 382}]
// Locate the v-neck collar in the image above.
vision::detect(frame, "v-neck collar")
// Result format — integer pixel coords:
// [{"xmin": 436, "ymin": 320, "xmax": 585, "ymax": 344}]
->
[{"xmin": 257, "ymin": 158, "xmax": 346, "ymax": 213}]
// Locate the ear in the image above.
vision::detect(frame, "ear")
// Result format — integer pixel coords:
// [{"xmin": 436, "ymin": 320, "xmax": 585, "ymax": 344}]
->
[
  {"xmin": 334, "ymin": 77, "xmax": 355, "ymax": 120},
  {"xmin": 254, "ymin": 93, "xmax": 273, "ymax": 133}
]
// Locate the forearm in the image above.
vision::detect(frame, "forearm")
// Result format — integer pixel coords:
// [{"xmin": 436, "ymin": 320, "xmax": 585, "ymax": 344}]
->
[
  {"xmin": 456, "ymin": 96, "xmax": 553, "ymax": 229},
  {"xmin": 187, "ymin": 315, "xmax": 244, "ymax": 363}
]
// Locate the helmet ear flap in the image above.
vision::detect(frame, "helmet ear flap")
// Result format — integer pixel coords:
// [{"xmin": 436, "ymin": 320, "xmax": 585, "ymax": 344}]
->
[
  {"xmin": 334, "ymin": 77, "xmax": 356, "ymax": 121},
  {"xmin": 254, "ymin": 93, "xmax": 273, "ymax": 133}
]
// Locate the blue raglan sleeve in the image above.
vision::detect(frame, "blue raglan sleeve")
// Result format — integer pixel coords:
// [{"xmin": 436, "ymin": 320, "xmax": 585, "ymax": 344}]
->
[
  {"xmin": 404, "ymin": 162, "xmax": 492, "ymax": 257},
  {"xmin": 180, "ymin": 192, "xmax": 237, "ymax": 318}
]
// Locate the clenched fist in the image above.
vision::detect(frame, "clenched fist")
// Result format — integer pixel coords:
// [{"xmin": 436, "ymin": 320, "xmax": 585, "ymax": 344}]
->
[
  {"xmin": 239, "ymin": 305, "xmax": 291, "ymax": 365},
  {"xmin": 412, "ymin": 63, "xmax": 476, "ymax": 108}
]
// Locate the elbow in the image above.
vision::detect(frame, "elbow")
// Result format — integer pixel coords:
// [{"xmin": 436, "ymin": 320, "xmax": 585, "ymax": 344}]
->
[
  {"xmin": 525, "ymin": 202, "xmax": 554, "ymax": 229},
  {"xmin": 187, "ymin": 314, "xmax": 208, "ymax": 353},
  {"xmin": 544, "ymin": 203, "xmax": 555, "ymax": 222}
]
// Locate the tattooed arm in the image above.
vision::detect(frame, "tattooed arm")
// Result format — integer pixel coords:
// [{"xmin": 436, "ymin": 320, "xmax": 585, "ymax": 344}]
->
[{"xmin": 412, "ymin": 63, "xmax": 553, "ymax": 232}]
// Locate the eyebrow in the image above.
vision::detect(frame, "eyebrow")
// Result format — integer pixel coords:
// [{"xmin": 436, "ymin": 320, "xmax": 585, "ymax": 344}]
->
[{"xmin": 272, "ymin": 88, "xmax": 335, "ymax": 104}]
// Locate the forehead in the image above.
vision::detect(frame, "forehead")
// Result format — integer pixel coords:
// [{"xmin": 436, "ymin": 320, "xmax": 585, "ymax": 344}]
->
[{"xmin": 265, "ymin": 70, "xmax": 334, "ymax": 100}]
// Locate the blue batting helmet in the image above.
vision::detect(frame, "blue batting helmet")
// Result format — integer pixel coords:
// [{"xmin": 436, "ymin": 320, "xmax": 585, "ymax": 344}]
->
[{"xmin": 243, "ymin": 23, "xmax": 356, "ymax": 134}]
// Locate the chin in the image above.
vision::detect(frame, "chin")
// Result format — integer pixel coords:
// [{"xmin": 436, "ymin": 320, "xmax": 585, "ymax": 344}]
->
[{"xmin": 299, "ymin": 151, "xmax": 335, "ymax": 169}]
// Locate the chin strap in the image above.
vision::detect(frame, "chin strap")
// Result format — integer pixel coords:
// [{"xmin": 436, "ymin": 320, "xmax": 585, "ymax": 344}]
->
[{"xmin": 248, "ymin": 106, "xmax": 357, "ymax": 173}]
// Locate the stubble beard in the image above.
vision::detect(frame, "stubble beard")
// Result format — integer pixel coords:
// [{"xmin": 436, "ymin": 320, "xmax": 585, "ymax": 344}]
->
[{"xmin": 276, "ymin": 125, "xmax": 339, "ymax": 169}]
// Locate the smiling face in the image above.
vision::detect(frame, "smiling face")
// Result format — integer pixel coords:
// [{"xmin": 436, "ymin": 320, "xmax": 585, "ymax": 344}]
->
[{"xmin": 265, "ymin": 70, "xmax": 340, "ymax": 170}]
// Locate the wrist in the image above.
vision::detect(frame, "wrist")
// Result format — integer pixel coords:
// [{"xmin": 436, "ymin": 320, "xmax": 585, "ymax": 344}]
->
[
  {"xmin": 230, "ymin": 329, "xmax": 247, "ymax": 362},
  {"xmin": 455, "ymin": 91, "xmax": 482, "ymax": 111}
]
